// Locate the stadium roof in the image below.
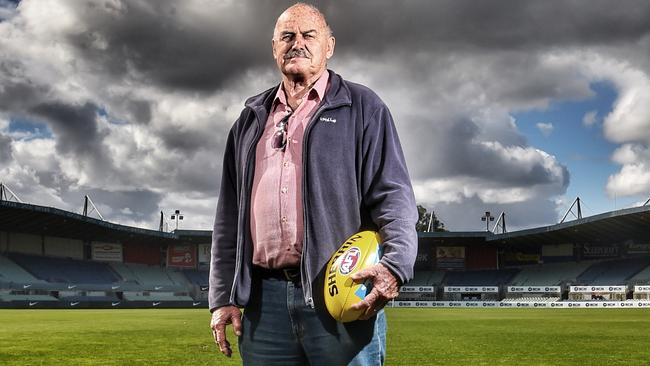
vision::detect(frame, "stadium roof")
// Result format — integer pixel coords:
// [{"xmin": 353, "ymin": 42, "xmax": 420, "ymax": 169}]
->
[
  {"xmin": 489, "ymin": 205, "xmax": 650, "ymax": 246},
  {"xmin": 3, "ymin": 198, "xmax": 650, "ymax": 247},
  {"xmin": 0, "ymin": 200, "xmax": 177, "ymax": 244},
  {"xmin": 418, "ymin": 231, "xmax": 488, "ymax": 247},
  {"xmin": 419, "ymin": 205, "xmax": 650, "ymax": 247}
]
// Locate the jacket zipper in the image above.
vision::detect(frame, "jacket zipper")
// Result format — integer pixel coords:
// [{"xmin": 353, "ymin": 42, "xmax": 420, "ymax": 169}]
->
[
  {"xmin": 300, "ymin": 101, "xmax": 351, "ymax": 307},
  {"xmin": 229, "ymin": 107, "xmax": 263, "ymax": 305}
]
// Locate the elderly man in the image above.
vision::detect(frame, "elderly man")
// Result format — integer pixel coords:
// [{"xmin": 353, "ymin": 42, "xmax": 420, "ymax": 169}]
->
[{"xmin": 209, "ymin": 3, "xmax": 417, "ymax": 365}]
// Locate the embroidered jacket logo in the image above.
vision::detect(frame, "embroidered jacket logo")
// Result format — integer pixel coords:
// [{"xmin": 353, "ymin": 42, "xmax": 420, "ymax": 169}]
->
[{"xmin": 319, "ymin": 116, "xmax": 336, "ymax": 123}]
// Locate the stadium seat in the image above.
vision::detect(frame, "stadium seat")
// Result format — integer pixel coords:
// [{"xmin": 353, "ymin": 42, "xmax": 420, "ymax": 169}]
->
[
  {"xmin": 509, "ymin": 261, "xmax": 596, "ymax": 286},
  {"xmin": 6, "ymin": 253, "xmax": 121, "ymax": 284},
  {"xmin": 182, "ymin": 270, "xmax": 208, "ymax": 287},
  {"xmin": 0, "ymin": 255, "xmax": 47, "ymax": 284},
  {"xmin": 629, "ymin": 264, "xmax": 650, "ymax": 284},
  {"xmin": 577, "ymin": 258, "xmax": 650, "ymax": 285},
  {"xmin": 110, "ymin": 263, "xmax": 186, "ymax": 290}
]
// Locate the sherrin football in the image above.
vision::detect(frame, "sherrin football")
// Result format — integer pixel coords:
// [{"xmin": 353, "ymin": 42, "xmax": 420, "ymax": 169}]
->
[{"xmin": 324, "ymin": 231, "xmax": 382, "ymax": 322}]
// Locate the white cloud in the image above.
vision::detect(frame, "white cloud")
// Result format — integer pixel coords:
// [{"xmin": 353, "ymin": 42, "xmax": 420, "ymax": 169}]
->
[
  {"xmin": 414, "ymin": 177, "xmax": 536, "ymax": 205},
  {"xmin": 582, "ymin": 110, "xmax": 598, "ymax": 127},
  {"xmin": 607, "ymin": 162, "xmax": 650, "ymax": 197},
  {"xmin": 564, "ymin": 53, "xmax": 650, "ymax": 144},
  {"xmin": 536, "ymin": 122, "xmax": 554, "ymax": 137},
  {"xmin": 603, "ymin": 74, "xmax": 650, "ymax": 144},
  {"xmin": 531, "ymin": 51, "xmax": 650, "ymax": 200},
  {"xmin": 413, "ymin": 142, "xmax": 566, "ymax": 207},
  {"xmin": 607, "ymin": 144, "xmax": 650, "ymax": 197}
]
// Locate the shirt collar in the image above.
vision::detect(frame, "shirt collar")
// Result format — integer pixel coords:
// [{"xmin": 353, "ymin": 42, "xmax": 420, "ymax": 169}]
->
[{"xmin": 273, "ymin": 70, "xmax": 330, "ymax": 110}]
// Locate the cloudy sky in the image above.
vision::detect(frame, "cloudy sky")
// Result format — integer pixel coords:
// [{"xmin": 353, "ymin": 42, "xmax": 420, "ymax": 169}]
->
[{"xmin": 1, "ymin": 0, "xmax": 650, "ymax": 232}]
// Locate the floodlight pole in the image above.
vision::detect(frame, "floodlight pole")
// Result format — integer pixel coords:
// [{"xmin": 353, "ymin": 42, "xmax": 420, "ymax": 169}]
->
[
  {"xmin": 171, "ymin": 209, "xmax": 184, "ymax": 230},
  {"xmin": 481, "ymin": 211, "xmax": 495, "ymax": 232}
]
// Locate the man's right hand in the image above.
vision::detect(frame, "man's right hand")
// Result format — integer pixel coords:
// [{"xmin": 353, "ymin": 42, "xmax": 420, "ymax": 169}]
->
[{"xmin": 210, "ymin": 305, "xmax": 243, "ymax": 358}]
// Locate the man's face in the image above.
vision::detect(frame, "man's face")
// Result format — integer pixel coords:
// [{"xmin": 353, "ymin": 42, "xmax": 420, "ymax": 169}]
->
[{"xmin": 272, "ymin": 8, "xmax": 334, "ymax": 81}]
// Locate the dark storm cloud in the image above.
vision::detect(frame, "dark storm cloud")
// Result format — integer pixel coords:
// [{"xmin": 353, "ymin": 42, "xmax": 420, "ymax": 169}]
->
[
  {"xmin": 324, "ymin": 0, "xmax": 650, "ymax": 54},
  {"xmin": 52, "ymin": 0, "xmax": 650, "ymax": 100},
  {"xmin": 405, "ymin": 117, "xmax": 570, "ymax": 188},
  {"xmin": 30, "ymin": 102, "xmax": 105, "ymax": 156},
  {"xmin": 157, "ymin": 127, "xmax": 215, "ymax": 153},
  {"xmin": 0, "ymin": 133, "xmax": 12, "ymax": 163},
  {"xmin": 127, "ymin": 99, "xmax": 151, "ymax": 125},
  {"xmin": 65, "ymin": 0, "xmax": 289, "ymax": 92},
  {"xmin": 0, "ymin": 62, "xmax": 50, "ymax": 112}
]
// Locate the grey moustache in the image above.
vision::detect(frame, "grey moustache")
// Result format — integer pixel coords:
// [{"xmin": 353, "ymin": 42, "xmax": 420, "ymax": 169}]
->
[{"xmin": 284, "ymin": 49, "xmax": 309, "ymax": 59}]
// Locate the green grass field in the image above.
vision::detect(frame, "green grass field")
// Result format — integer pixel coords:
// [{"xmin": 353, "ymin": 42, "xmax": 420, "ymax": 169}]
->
[{"xmin": 1, "ymin": 308, "xmax": 649, "ymax": 365}]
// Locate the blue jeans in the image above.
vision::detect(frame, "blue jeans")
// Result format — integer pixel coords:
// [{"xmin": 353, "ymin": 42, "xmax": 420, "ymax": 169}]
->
[{"xmin": 238, "ymin": 274, "xmax": 386, "ymax": 366}]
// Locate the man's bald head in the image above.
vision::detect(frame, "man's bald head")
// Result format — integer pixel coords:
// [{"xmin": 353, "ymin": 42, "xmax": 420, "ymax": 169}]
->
[
  {"xmin": 274, "ymin": 3, "xmax": 332, "ymax": 39},
  {"xmin": 272, "ymin": 3, "xmax": 335, "ymax": 84}
]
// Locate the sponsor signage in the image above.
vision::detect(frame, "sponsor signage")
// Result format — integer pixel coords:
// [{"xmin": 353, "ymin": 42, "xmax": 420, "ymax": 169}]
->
[
  {"xmin": 436, "ymin": 247, "xmax": 465, "ymax": 270},
  {"xmin": 570, "ymin": 286, "xmax": 626, "ymax": 293},
  {"xmin": 91, "ymin": 243, "xmax": 123, "ymax": 262},
  {"xmin": 390, "ymin": 301, "xmax": 650, "ymax": 308},
  {"xmin": 635, "ymin": 286, "xmax": 650, "ymax": 293},
  {"xmin": 502, "ymin": 252, "xmax": 541, "ymax": 265},
  {"xmin": 542, "ymin": 243, "xmax": 573, "ymax": 257},
  {"xmin": 400, "ymin": 286, "xmax": 435, "ymax": 293},
  {"xmin": 583, "ymin": 245, "xmax": 619, "ymax": 258},
  {"xmin": 167, "ymin": 244, "xmax": 197, "ymax": 268},
  {"xmin": 507, "ymin": 286, "xmax": 561, "ymax": 293},
  {"xmin": 626, "ymin": 243, "xmax": 650, "ymax": 255},
  {"xmin": 444, "ymin": 286, "xmax": 498, "ymax": 293}
]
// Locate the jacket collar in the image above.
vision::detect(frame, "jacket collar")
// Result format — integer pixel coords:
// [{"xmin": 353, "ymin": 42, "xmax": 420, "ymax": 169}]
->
[{"xmin": 244, "ymin": 69, "xmax": 352, "ymax": 112}]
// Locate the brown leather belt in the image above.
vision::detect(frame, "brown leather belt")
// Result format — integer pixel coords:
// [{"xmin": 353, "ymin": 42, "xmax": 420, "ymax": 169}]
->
[{"xmin": 254, "ymin": 266, "xmax": 301, "ymax": 282}]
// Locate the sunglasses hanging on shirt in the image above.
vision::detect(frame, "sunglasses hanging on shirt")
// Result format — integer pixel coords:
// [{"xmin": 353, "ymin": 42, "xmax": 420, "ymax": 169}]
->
[{"xmin": 272, "ymin": 112, "xmax": 292, "ymax": 152}]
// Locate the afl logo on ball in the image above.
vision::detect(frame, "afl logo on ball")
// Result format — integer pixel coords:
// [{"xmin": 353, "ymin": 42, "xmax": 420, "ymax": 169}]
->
[{"xmin": 339, "ymin": 247, "xmax": 361, "ymax": 275}]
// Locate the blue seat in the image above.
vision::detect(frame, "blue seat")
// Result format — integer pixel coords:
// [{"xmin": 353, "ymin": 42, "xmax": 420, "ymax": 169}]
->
[
  {"xmin": 182, "ymin": 270, "xmax": 208, "ymax": 287},
  {"xmin": 577, "ymin": 258, "xmax": 650, "ymax": 285},
  {"xmin": 7, "ymin": 253, "xmax": 121, "ymax": 284}
]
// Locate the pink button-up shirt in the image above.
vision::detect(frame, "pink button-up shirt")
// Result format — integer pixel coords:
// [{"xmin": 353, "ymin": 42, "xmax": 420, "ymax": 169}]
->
[{"xmin": 250, "ymin": 71, "xmax": 330, "ymax": 269}]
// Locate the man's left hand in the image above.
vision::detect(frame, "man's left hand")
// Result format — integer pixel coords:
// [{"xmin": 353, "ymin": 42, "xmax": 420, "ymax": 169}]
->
[{"xmin": 350, "ymin": 263, "xmax": 399, "ymax": 320}]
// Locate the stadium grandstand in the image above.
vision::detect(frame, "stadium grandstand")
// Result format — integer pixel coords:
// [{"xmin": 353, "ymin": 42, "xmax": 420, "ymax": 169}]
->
[{"xmin": 2, "ymin": 191, "xmax": 650, "ymax": 309}]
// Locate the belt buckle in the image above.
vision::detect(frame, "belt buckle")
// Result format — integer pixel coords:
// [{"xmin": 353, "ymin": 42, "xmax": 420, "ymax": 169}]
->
[{"xmin": 283, "ymin": 268, "xmax": 297, "ymax": 281}]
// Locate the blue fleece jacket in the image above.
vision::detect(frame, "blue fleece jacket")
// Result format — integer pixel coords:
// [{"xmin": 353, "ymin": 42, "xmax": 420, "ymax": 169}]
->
[{"xmin": 209, "ymin": 70, "xmax": 418, "ymax": 312}]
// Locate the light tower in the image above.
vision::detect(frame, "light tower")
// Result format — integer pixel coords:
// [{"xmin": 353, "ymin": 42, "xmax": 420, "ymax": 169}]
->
[
  {"xmin": 481, "ymin": 211, "xmax": 494, "ymax": 232},
  {"xmin": 171, "ymin": 209, "xmax": 184, "ymax": 230}
]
